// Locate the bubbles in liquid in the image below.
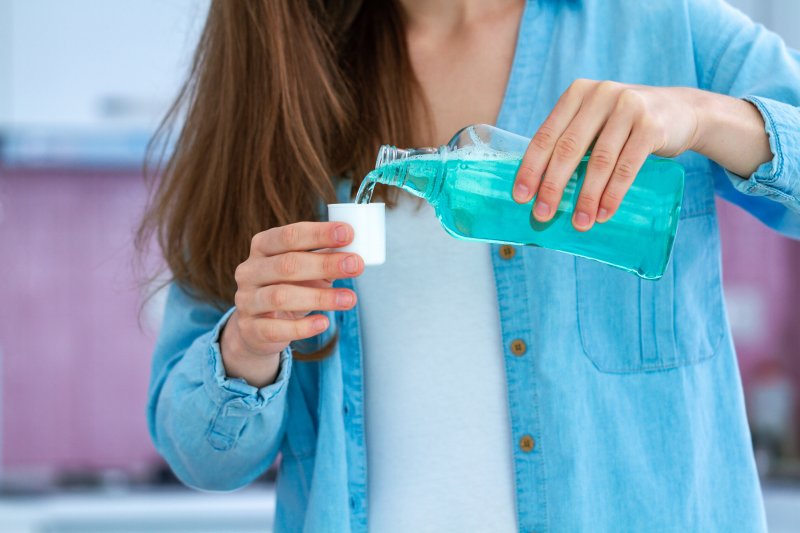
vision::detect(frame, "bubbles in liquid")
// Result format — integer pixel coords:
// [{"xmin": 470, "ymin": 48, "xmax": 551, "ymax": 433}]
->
[
  {"xmin": 453, "ymin": 145, "xmax": 520, "ymax": 161},
  {"xmin": 467, "ymin": 126, "xmax": 485, "ymax": 148}
]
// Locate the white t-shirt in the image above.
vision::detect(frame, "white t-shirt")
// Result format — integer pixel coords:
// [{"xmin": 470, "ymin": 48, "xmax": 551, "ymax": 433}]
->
[{"xmin": 357, "ymin": 192, "xmax": 517, "ymax": 532}]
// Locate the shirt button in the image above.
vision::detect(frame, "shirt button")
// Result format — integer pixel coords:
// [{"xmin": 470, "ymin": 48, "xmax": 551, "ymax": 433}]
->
[
  {"xmin": 510, "ymin": 338, "xmax": 527, "ymax": 356},
  {"xmin": 499, "ymin": 245, "xmax": 516, "ymax": 259},
  {"xmin": 519, "ymin": 434, "xmax": 535, "ymax": 453}
]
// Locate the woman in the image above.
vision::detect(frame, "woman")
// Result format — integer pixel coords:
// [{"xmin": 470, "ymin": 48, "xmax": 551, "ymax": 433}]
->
[{"xmin": 142, "ymin": 0, "xmax": 800, "ymax": 531}]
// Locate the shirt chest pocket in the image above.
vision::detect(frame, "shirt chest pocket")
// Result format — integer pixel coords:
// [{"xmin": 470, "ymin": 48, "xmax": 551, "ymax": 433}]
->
[{"xmin": 575, "ymin": 170, "xmax": 726, "ymax": 373}]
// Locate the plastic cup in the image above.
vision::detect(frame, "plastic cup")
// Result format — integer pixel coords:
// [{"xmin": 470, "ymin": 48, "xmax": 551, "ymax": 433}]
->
[{"xmin": 327, "ymin": 203, "xmax": 386, "ymax": 266}]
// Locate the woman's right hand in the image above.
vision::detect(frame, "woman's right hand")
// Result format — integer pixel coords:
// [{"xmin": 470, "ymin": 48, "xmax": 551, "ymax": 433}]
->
[{"xmin": 220, "ymin": 221, "xmax": 363, "ymax": 387}]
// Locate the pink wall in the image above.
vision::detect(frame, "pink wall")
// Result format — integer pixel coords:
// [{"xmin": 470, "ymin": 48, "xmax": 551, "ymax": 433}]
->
[
  {"xmin": 0, "ymin": 169, "xmax": 159, "ymax": 472},
  {"xmin": 716, "ymin": 200, "xmax": 800, "ymax": 391}
]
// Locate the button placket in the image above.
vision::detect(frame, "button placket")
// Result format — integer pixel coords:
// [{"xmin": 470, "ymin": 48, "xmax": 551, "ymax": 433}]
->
[
  {"xmin": 338, "ymin": 276, "xmax": 369, "ymax": 531},
  {"xmin": 490, "ymin": 242, "xmax": 548, "ymax": 531}
]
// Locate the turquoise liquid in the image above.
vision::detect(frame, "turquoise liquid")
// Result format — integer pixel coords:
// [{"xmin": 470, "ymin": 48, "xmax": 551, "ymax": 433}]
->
[{"xmin": 357, "ymin": 151, "xmax": 685, "ymax": 279}]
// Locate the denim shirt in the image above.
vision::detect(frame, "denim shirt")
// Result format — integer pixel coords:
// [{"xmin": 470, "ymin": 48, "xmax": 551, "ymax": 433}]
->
[{"xmin": 147, "ymin": 1, "xmax": 800, "ymax": 531}]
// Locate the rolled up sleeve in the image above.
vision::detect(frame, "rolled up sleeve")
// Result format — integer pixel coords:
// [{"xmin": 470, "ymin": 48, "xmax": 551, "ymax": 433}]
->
[
  {"xmin": 147, "ymin": 284, "xmax": 291, "ymax": 491},
  {"xmin": 690, "ymin": 0, "xmax": 800, "ymax": 234},
  {"xmin": 725, "ymin": 96, "xmax": 800, "ymax": 213}
]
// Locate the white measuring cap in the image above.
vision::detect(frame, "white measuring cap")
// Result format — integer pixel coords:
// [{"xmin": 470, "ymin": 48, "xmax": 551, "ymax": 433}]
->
[{"xmin": 327, "ymin": 203, "xmax": 386, "ymax": 266}]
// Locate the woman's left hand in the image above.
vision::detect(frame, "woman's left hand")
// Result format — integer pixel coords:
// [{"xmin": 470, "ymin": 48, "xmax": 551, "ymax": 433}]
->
[{"xmin": 511, "ymin": 80, "xmax": 721, "ymax": 231}]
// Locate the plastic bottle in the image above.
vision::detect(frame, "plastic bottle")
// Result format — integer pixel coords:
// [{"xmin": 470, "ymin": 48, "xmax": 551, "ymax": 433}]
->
[{"xmin": 356, "ymin": 124, "xmax": 684, "ymax": 279}]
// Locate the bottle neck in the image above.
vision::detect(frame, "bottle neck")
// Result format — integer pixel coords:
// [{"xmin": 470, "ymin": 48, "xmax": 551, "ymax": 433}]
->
[{"xmin": 373, "ymin": 144, "xmax": 447, "ymax": 202}]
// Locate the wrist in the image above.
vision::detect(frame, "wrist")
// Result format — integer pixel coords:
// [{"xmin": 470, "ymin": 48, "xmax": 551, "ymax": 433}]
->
[
  {"xmin": 221, "ymin": 311, "xmax": 254, "ymax": 360},
  {"xmin": 220, "ymin": 311, "xmax": 282, "ymax": 387},
  {"xmin": 687, "ymin": 88, "xmax": 717, "ymax": 154},
  {"xmin": 687, "ymin": 90, "xmax": 771, "ymax": 177}
]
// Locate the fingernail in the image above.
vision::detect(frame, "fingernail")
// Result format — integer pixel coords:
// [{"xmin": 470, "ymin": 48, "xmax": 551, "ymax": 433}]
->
[
  {"xmin": 342, "ymin": 255, "xmax": 359, "ymax": 274},
  {"xmin": 534, "ymin": 201, "xmax": 551, "ymax": 218},
  {"xmin": 574, "ymin": 211, "xmax": 591, "ymax": 227},
  {"xmin": 513, "ymin": 183, "xmax": 531, "ymax": 202},
  {"xmin": 597, "ymin": 208, "xmax": 609, "ymax": 222},
  {"xmin": 337, "ymin": 291, "xmax": 354, "ymax": 307},
  {"xmin": 334, "ymin": 224, "xmax": 349, "ymax": 243},
  {"xmin": 313, "ymin": 317, "xmax": 328, "ymax": 330}
]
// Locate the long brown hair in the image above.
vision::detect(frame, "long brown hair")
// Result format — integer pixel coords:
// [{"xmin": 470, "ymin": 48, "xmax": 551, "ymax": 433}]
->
[{"xmin": 137, "ymin": 1, "xmax": 424, "ymax": 356}]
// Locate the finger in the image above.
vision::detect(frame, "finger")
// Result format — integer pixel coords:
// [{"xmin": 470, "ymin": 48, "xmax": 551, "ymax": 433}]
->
[
  {"xmin": 597, "ymin": 127, "xmax": 653, "ymax": 222},
  {"xmin": 535, "ymin": 82, "xmax": 622, "ymax": 223},
  {"xmin": 251, "ymin": 222, "xmax": 353, "ymax": 257},
  {"xmin": 513, "ymin": 79, "xmax": 594, "ymax": 203},
  {"xmin": 255, "ymin": 314, "xmax": 331, "ymax": 344},
  {"xmin": 257, "ymin": 251, "xmax": 363, "ymax": 284},
  {"xmin": 310, "ymin": 248, "xmax": 349, "ymax": 284},
  {"xmin": 251, "ymin": 284, "xmax": 356, "ymax": 314},
  {"xmin": 572, "ymin": 99, "xmax": 636, "ymax": 230}
]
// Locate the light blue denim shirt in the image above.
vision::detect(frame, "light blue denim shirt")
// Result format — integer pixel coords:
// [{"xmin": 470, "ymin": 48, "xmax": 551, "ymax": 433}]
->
[{"xmin": 147, "ymin": 1, "xmax": 800, "ymax": 531}]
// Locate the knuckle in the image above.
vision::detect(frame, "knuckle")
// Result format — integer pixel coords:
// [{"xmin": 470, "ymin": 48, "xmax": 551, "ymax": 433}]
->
[
  {"xmin": 603, "ymin": 188, "xmax": 625, "ymax": 207},
  {"xmin": 517, "ymin": 164, "xmax": 539, "ymax": 181},
  {"xmin": 538, "ymin": 180, "xmax": 562, "ymax": 198},
  {"xmin": 554, "ymin": 133, "xmax": 581, "ymax": 160},
  {"xmin": 619, "ymin": 88, "xmax": 645, "ymax": 109},
  {"xmin": 280, "ymin": 224, "xmax": 300, "ymax": 248},
  {"xmin": 267, "ymin": 286, "xmax": 289, "ymax": 309},
  {"xmin": 570, "ymin": 78, "xmax": 594, "ymax": 94},
  {"xmin": 315, "ymin": 289, "xmax": 329, "ymax": 309},
  {"xmin": 277, "ymin": 253, "xmax": 300, "ymax": 277},
  {"xmin": 234, "ymin": 263, "xmax": 247, "ymax": 285},
  {"xmin": 250, "ymin": 232, "xmax": 266, "ymax": 255},
  {"xmin": 323, "ymin": 253, "xmax": 339, "ymax": 275},
  {"xmin": 296, "ymin": 319, "xmax": 312, "ymax": 339},
  {"xmin": 614, "ymin": 159, "xmax": 638, "ymax": 181},
  {"xmin": 588, "ymin": 149, "xmax": 616, "ymax": 173},
  {"xmin": 577, "ymin": 193, "xmax": 600, "ymax": 210},
  {"xmin": 596, "ymin": 80, "xmax": 619, "ymax": 97},
  {"xmin": 314, "ymin": 223, "xmax": 327, "ymax": 244},
  {"xmin": 531, "ymin": 126, "xmax": 557, "ymax": 151}
]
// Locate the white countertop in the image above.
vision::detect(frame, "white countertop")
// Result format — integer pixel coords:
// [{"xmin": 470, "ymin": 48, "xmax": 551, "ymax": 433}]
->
[
  {"xmin": 0, "ymin": 484, "xmax": 797, "ymax": 533},
  {"xmin": 0, "ymin": 486, "xmax": 275, "ymax": 533}
]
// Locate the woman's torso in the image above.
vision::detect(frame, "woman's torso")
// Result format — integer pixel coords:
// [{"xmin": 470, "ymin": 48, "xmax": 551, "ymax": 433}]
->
[{"xmin": 275, "ymin": 2, "xmax": 766, "ymax": 531}]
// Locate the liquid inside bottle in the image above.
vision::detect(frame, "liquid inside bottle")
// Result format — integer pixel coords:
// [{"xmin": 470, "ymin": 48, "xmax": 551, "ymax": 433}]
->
[{"xmin": 356, "ymin": 124, "xmax": 684, "ymax": 279}]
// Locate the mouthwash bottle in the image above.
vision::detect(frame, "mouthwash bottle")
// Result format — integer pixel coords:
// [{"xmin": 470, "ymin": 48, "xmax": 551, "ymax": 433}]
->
[{"xmin": 356, "ymin": 124, "xmax": 684, "ymax": 279}]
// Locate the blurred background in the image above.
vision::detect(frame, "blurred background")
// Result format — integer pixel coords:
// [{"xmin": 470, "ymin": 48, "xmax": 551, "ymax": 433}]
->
[{"xmin": 0, "ymin": 0, "xmax": 799, "ymax": 531}]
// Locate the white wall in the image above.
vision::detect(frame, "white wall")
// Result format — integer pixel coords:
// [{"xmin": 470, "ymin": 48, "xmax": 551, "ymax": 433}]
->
[
  {"xmin": 0, "ymin": 1, "xmax": 11, "ymax": 129},
  {"xmin": 0, "ymin": 0, "xmax": 208, "ymax": 131}
]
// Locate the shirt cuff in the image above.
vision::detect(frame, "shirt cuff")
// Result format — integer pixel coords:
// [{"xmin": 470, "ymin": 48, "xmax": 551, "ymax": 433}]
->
[
  {"xmin": 724, "ymin": 96, "xmax": 800, "ymax": 206},
  {"xmin": 202, "ymin": 306, "xmax": 293, "ymax": 412}
]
